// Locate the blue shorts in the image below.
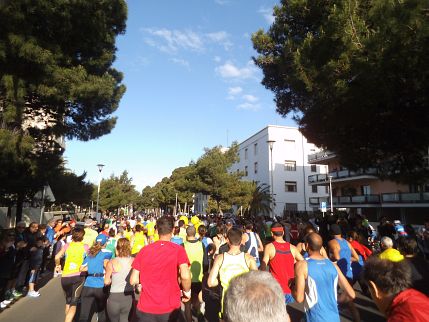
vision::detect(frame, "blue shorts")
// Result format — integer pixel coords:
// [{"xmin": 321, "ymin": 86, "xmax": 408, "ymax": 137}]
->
[{"xmin": 285, "ymin": 293, "xmax": 295, "ymax": 304}]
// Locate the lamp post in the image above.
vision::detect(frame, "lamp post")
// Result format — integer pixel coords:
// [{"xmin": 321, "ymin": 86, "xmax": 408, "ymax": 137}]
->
[
  {"xmin": 267, "ymin": 140, "xmax": 275, "ymax": 218},
  {"xmin": 95, "ymin": 164, "xmax": 105, "ymax": 220},
  {"xmin": 328, "ymin": 175, "xmax": 334, "ymax": 214}
]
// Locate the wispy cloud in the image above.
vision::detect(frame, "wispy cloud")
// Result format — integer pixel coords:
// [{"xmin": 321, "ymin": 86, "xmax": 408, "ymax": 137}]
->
[
  {"xmin": 214, "ymin": 56, "xmax": 222, "ymax": 63},
  {"xmin": 206, "ymin": 31, "xmax": 232, "ymax": 50},
  {"xmin": 237, "ymin": 102, "xmax": 260, "ymax": 111},
  {"xmin": 242, "ymin": 94, "xmax": 259, "ymax": 103},
  {"xmin": 170, "ymin": 58, "xmax": 190, "ymax": 68},
  {"xmin": 216, "ymin": 61, "xmax": 257, "ymax": 80},
  {"xmin": 259, "ymin": 7, "xmax": 275, "ymax": 25},
  {"xmin": 214, "ymin": 0, "xmax": 229, "ymax": 5},
  {"xmin": 144, "ymin": 28, "xmax": 204, "ymax": 53},
  {"xmin": 227, "ymin": 86, "xmax": 243, "ymax": 100},
  {"xmin": 143, "ymin": 28, "xmax": 232, "ymax": 54}
]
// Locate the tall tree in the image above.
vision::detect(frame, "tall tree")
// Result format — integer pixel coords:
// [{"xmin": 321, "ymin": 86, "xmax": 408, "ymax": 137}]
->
[
  {"xmin": 252, "ymin": 0, "xmax": 429, "ymax": 183},
  {"xmin": 95, "ymin": 171, "xmax": 140, "ymax": 212},
  {"xmin": 193, "ymin": 144, "xmax": 249, "ymax": 212},
  {"xmin": 244, "ymin": 183, "xmax": 273, "ymax": 219},
  {"xmin": 49, "ymin": 169, "xmax": 94, "ymax": 208},
  {"xmin": 0, "ymin": 0, "xmax": 127, "ymax": 220}
]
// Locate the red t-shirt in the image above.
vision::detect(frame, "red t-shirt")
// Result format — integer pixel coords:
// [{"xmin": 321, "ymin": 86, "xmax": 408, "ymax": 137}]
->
[
  {"xmin": 350, "ymin": 240, "xmax": 372, "ymax": 260},
  {"xmin": 132, "ymin": 240, "xmax": 190, "ymax": 314},
  {"xmin": 269, "ymin": 241, "xmax": 295, "ymax": 294},
  {"xmin": 388, "ymin": 288, "xmax": 429, "ymax": 322}
]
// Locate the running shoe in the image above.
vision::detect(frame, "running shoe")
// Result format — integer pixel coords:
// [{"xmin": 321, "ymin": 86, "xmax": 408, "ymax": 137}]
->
[
  {"xmin": 1, "ymin": 299, "xmax": 12, "ymax": 305},
  {"xmin": 1, "ymin": 302, "xmax": 7, "ymax": 309},
  {"xmin": 12, "ymin": 290, "xmax": 23, "ymax": 298},
  {"xmin": 26, "ymin": 290, "xmax": 40, "ymax": 298}
]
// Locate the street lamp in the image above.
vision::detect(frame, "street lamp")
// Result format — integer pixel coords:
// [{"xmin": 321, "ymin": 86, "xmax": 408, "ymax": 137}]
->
[
  {"xmin": 328, "ymin": 175, "xmax": 334, "ymax": 214},
  {"xmin": 95, "ymin": 164, "xmax": 105, "ymax": 220},
  {"xmin": 267, "ymin": 140, "xmax": 275, "ymax": 218}
]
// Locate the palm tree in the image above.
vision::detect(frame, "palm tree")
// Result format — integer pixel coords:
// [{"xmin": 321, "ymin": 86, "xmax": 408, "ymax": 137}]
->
[{"xmin": 244, "ymin": 183, "xmax": 273, "ymax": 219}]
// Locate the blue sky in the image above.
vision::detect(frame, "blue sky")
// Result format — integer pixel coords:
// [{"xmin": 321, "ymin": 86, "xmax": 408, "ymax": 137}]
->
[{"xmin": 64, "ymin": 0, "xmax": 296, "ymax": 191}]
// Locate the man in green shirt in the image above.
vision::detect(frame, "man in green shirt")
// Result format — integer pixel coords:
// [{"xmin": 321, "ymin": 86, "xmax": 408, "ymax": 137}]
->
[{"xmin": 183, "ymin": 226, "xmax": 208, "ymax": 322}]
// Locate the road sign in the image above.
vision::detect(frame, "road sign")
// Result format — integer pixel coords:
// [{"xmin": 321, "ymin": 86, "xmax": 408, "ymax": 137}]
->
[{"xmin": 321, "ymin": 201, "xmax": 327, "ymax": 213}]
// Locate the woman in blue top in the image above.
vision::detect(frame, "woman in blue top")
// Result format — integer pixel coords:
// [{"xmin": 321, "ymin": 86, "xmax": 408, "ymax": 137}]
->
[{"xmin": 78, "ymin": 234, "xmax": 113, "ymax": 322}]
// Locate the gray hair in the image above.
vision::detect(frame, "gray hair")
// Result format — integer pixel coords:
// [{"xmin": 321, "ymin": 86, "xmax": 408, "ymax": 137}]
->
[
  {"xmin": 186, "ymin": 225, "xmax": 196, "ymax": 237},
  {"xmin": 224, "ymin": 271, "xmax": 290, "ymax": 322},
  {"xmin": 381, "ymin": 236, "xmax": 393, "ymax": 249}
]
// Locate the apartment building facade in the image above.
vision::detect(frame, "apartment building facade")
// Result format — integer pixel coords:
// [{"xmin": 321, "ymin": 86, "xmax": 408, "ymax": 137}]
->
[
  {"xmin": 230, "ymin": 125, "xmax": 328, "ymax": 217},
  {"xmin": 307, "ymin": 151, "xmax": 429, "ymax": 224}
]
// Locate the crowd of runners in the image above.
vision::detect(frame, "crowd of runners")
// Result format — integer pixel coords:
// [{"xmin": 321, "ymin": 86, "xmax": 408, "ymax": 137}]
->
[{"xmin": 1, "ymin": 211, "xmax": 429, "ymax": 322}]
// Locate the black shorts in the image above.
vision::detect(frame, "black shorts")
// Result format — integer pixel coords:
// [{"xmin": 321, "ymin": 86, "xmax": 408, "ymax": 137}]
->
[
  {"xmin": 191, "ymin": 282, "xmax": 202, "ymax": 295},
  {"xmin": 61, "ymin": 275, "xmax": 85, "ymax": 306}
]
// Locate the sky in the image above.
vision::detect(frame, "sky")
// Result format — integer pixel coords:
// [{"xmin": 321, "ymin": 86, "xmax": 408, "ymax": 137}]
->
[{"xmin": 64, "ymin": 0, "xmax": 296, "ymax": 191}]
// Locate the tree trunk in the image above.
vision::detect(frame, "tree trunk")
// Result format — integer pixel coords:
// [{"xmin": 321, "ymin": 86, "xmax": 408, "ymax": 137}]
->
[{"xmin": 15, "ymin": 192, "xmax": 25, "ymax": 224}]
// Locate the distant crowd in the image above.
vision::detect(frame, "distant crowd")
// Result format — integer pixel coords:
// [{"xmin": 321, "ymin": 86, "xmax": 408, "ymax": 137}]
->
[{"xmin": 0, "ymin": 211, "xmax": 428, "ymax": 322}]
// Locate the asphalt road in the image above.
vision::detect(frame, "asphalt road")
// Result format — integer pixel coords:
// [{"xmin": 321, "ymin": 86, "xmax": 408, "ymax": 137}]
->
[{"xmin": 0, "ymin": 274, "xmax": 386, "ymax": 322}]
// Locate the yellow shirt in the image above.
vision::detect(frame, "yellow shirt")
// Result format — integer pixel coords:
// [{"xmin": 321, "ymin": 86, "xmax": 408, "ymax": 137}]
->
[
  {"xmin": 82, "ymin": 228, "xmax": 98, "ymax": 247},
  {"xmin": 379, "ymin": 248, "xmax": 404, "ymax": 262}
]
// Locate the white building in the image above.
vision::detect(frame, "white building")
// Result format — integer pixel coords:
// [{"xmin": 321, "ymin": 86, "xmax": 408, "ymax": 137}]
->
[{"xmin": 230, "ymin": 125, "xmax": 328, "ymax": 216}]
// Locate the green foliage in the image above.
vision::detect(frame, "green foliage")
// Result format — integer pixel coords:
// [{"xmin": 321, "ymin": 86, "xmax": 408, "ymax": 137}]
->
[
  {"xmin": 141, "ymin": 143, "xmax": 254, "ymax": 213},
  {"xmin": 49, "ymin": 169, "xmax": 94, "ymax": 208},
  {"xmin": 95, "ymin": 171, "xmax": 140, "ymax": 211},
  {"xmin": 252, "ymin": 0, "xmax": 429, "ymax": 183},
  {"xmin": 0, "ymin": 0, "xmax": 127, "ymax": 219},
  {"xmin": 244, "ymin": 183, "xmax": 273, "ymax": 218}
]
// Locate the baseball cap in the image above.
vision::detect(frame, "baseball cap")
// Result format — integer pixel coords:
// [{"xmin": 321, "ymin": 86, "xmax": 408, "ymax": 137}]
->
[
  {"xmin": 394, "ymin": 220, "xmax": 401, "ymax": 225},
  {"xmin": 95, "ymin": 234, "xmax": 108, "ymax": 246},
  {"xmin": 84, "ymin": 219, "xmax": 93, "ymax": 226}
]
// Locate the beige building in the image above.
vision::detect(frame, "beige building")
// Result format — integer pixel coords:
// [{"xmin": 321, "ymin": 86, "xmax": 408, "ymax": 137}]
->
[{"xmin": 307, "ymin": 151, "xmax": 429, "ymax": 224}]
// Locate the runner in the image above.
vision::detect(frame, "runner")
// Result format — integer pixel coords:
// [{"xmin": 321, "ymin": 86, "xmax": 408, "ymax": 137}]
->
[
  {"xmin": 130, "ymin": 216, "xmax": 191, "ymax": 322},
  {"xmin": 130, "ymin": 224, "xmax": 147, "ymax": 257},
  {"xmin": 241, "ymin": 222, "xmax": 263, "ymax": 267},
  {"xmin": 82, "ymin": 219, "xmax": 98, "ymax": 247},
  {"xmin": 183, "ymin": 226, "xmax": 207, "ymax": 322},
  {"xmin": 207, "ymin": 227, "xmax": 257, "ymax": 317},
  {"xmin": 292, "ymin": 233, "xmax": 355, "ymax": 322},
  {"xmin": 296, "ymin": 225, "xmax": 328, "ymax": 258},
  {"xmin": 78, "ymin": 234, "xmax": 112, "ymax": 322},
  {"xmin": 260, "ymin": 222, "xmax": 304, "ymax": 304},
  {"xmin": 55, "ymin": 227, "xmax": 88, "ymax": 322},
  {"xmin": 104, "ymin": 238, "xmax": 135, "ymax": 322},
  {"xmin": 328, "ymin": 224, "xmax": 360, "ymax": 322}
]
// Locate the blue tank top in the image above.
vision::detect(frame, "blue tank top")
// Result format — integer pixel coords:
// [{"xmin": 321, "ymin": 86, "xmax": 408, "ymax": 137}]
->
[
  {"xmin": 305, "ymin": 258, "xmax": 340, "ymax": 322},
  {"xmin": 335, "ymin": 237, "xmax": 353, "ymax": 279}
]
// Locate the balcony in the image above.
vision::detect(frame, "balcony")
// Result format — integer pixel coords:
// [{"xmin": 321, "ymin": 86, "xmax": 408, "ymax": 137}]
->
[
  {"xmin": 309, "ymin": 192, "xmax": 429, "ymax": 207},
  {"xmin": 382, "ymin": 192, "xmax": 429, "ymax": 203},
  {"xmin": 308, "ymin": 150, "xmax": 336, "ymax": 164},
  {"xmin": 308, "ymin": 168, "xmax": 378, "ymax": 184}
]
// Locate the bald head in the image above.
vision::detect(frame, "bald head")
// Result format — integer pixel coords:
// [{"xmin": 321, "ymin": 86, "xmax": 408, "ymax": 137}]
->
[{"xmin": 307, "ymin": 233, "xmax": 323, "ymax": 252}]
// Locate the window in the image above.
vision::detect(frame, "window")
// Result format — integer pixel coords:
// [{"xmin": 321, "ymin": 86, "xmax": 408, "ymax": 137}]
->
[
  {"xmin": 254, "ymin": 162, "xmax": 258, "ymax": 174},
  {"xmin": 244, "ymin": 148, "xmax": 248, "ymax": 160},
  {"xmin": 285, "ymin": 181, "xmax": 297, "ymax": 192},
  {"xmin": 311, "ymin": 164, "xmax": 317, "ymax": 172},
  {"xmin": 325, "ymin": 186, "xmax": 329, "ymax": 194},
  {"xmin": 284, "ymin": 160, "xmax": 296, "ymax": 171},
  {"xmin": 254, "ymin": 143, "xmax": 258, "ymax": 155},
  {"xmin": 361, "ymin": 185, "xmax": 371, "ymax": 195},
  {"xmin": 245, "ymin": 166, "xmax": 248, "ymax": 176},
  {"xmin": 312, "ymin": 185, "xmax": 318, "ymax": 193},
  {"xmin": 285, "ymin": 203, "xmax": 298, "ymax": 211}
]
